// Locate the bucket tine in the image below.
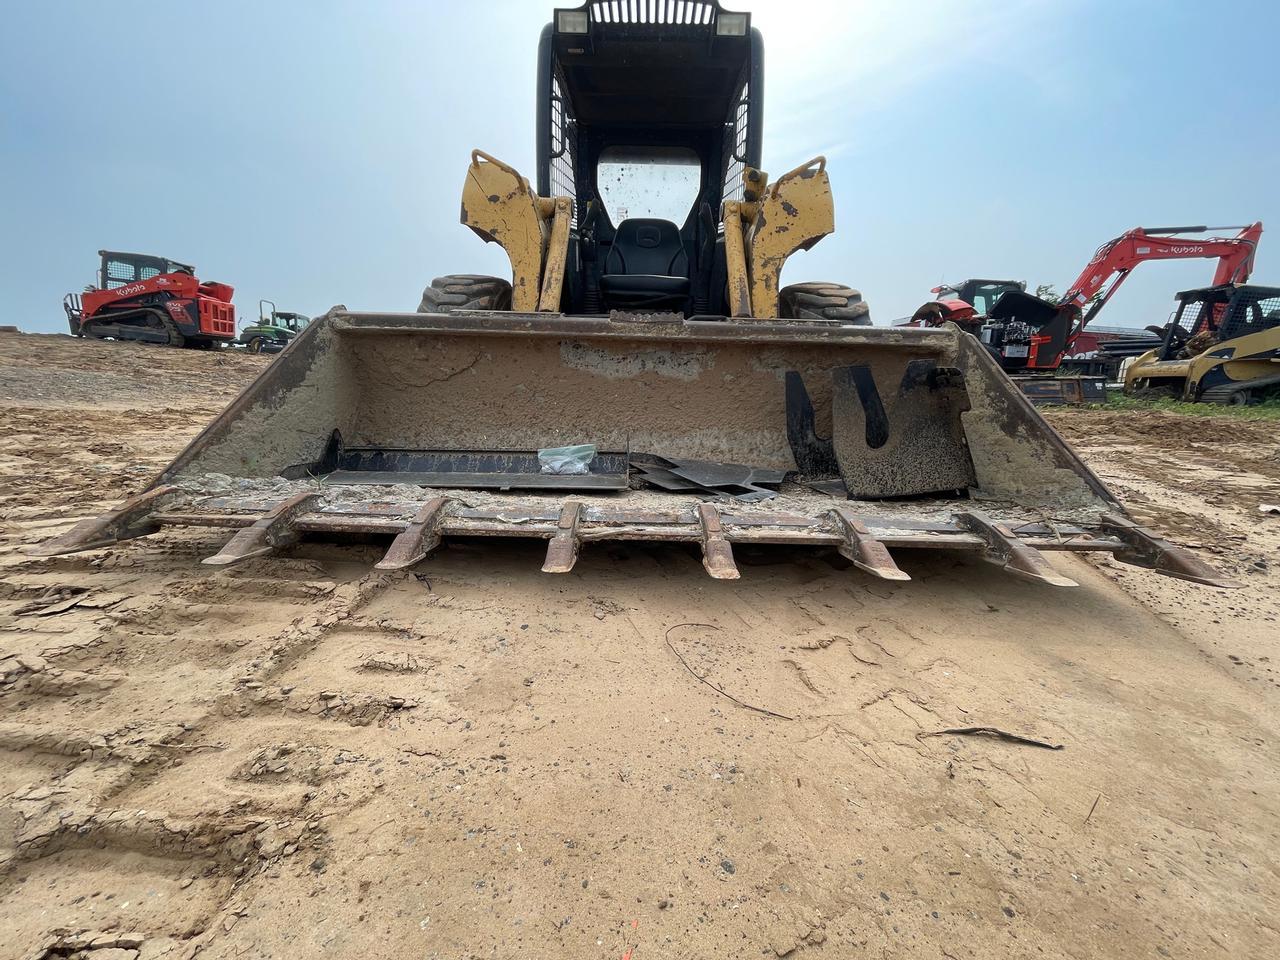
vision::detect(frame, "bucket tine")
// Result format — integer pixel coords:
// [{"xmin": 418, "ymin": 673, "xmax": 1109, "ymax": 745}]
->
[
  {"xmin": 542, "ymin": 501, "xmax": 583, "ymax": 574},
  {"xmin": 375, "ymin": 497, "xmax": 449, "ymax": 572},
  {"xmin": 830, "ymin": 507, "xmax": 911, "ymax": 581},
  {"xmin": 24, "ymin": 485, "xmax": 177, "ymax": 557},
  {"xmin": 1097, "ymin": 513, "xmax": 1243, "ymax": 588},
  {"xmin": 203, "ymin": 491, "xmax": 321, "ymax": 567},
  {"xmin": 697, "ymin": 503, "xmax": 740, "ymax": 580},
  {"xmin": 956, "ymin": 511, "xmax": 1078, "ymax": 587}
]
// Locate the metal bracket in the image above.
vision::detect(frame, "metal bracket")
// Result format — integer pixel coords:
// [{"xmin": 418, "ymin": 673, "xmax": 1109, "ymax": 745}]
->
[
  {"xmin": 747, "ymin": 156, "xmax": 835, "ymax": 319},
  {"xmin": 541, "ymin": 501, "xmax": 583, "ymax": 574},
  {"xmin": 830, "ymin": 508, "xmax": 910, "ymax": 581},
  {"xmin": 721, "ymin": 201, "xmax": 752, "ymax": 318},
  {"xmin": 697, "ymin": 503, "xmax": 740, "ymax": 580},
  {"xmin": 955, "ymin": 511, "xmax": 1078, "ymax": 587},
  {"xmin": 25, "ymin": 485, "xmax": 178, "ymax": 557},
  {"xmin": 203, "ymin": 492, "xmax": 322, "ymax": 567},
  {"xmin": 375, "ymin": 497, "xmax": 449, "ymax": 571},
  {"xmin": 537, "ymin": 197, "xmax": 573, "ymax": 312},
  {"xmin": 1097, "ymin": 513, "xmax": 1242, "ymax": 588}
]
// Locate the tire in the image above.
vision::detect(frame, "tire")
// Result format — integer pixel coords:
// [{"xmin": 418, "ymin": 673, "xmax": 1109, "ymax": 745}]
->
[
  {"xmin": 1228, "ymin": 390, "xmax": 1253, "ymax": 406},
  {"xmin": 778, "ymin": 282, "xmax": 871, "ymax": 325},
  {"xmin": 247, "ymin": 337, "xmax": 264, "ymax": 354},
  {"xmin": 418, "ymin": 275, "xmax": 512, "ymax": 314}
]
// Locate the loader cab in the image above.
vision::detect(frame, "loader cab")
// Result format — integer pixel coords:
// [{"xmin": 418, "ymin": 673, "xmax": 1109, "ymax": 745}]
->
[
  {"xmin": 538, "ymin": 1, "xmax": 762, "ymax": 315},
  {"xmin": 96, "ymin": 250, "xmax": 194, "ymax": 291},
  {"xmin": 1156, "ymin": 284, "xmax": 1280, "ymax": 360}
]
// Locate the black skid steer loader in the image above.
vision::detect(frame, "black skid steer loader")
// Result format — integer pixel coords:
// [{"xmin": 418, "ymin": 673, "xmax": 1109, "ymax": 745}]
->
[{"xmin": 31, "ymin": 1, "xmax": 1234, "ymax": 589}]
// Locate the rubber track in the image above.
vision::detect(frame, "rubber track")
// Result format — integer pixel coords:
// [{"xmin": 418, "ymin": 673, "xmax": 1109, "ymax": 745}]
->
[{"xmin": 85, "ymin": 308, "xmax": 184, "ymax": 347}]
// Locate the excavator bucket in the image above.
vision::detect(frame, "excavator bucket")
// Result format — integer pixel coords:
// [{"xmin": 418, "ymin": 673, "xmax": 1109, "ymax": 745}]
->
[{"xmin": 30, "ymin": 308, "xmax": 1236, "ymax": 588}]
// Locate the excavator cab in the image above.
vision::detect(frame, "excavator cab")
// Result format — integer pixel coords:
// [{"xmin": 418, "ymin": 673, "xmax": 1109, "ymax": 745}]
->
[
  {"xmin": 937, "ymin": 279, "xmax": 1025, "ymax": 316},
  {"xmin": 32, "ymin": 0, "xmax": 1235, "ymax": 590}
]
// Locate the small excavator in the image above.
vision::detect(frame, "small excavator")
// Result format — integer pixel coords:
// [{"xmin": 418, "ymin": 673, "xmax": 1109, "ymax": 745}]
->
[
  {"xmin": 908, "ymin": 225, "xmax": 1263, "ymax": 382},
  {"xmin": 64, "ymin": 250, "xmax": 236, "ymax": 349},
  {"xmin": 31, "ymin": 0, "xmax": 1236, "ymax": 590}
]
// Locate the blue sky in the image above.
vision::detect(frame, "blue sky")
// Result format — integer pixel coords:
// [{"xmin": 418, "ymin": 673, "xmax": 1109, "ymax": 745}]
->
[{"xmin": 3, "ymin": 0, "xmax": 1277, "ymax": 332}]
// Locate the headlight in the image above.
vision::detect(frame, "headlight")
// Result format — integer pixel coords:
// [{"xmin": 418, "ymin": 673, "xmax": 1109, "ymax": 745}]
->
[
  {"xmin": 715, "ymin": 11, "xmax": 749, "ymax": 36},
  {"xmin": 556, "ymin": 9, "xmax": 589, "ymax": 33}
]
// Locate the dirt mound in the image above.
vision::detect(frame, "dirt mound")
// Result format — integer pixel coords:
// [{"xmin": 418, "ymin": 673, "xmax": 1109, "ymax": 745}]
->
[
  {"xmin": 1049, "ymin": 407, "xmax": 1279, "ymax": 450},
  {"xmin": 0, "ymin": 331, "xmax": 269, "ymax": 409}
]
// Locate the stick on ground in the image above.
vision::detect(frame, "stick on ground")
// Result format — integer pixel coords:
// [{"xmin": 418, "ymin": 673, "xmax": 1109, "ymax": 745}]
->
[
  {"xmin": 664, "ymin": 623, "xmax": 793, "ymax": 721},
  {"xmin": 919, "ymin": 726, "xmax": 1064, "ymax": 750}
]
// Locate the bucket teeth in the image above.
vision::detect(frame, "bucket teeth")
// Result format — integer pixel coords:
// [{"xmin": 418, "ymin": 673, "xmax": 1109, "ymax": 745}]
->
[
  {"xmin": 203, "ymin": 491, "xmax": 322, "ymax": 567},
  {"xmin": 30, "ymin": 488, "xmax": 1237, "ymax": 591},
  {"xmin": 830, "ymin": 507, "xmax": 911, "ymax": 581},
  {"xmin": 375, "ymin": 497, "xmax": 449, "ymax": 571},
  {"xmin": 541, "ymin": 501, "xmax": 584, "ymax": 574},
  {"xmin": 697, "ymin": 503, "xmax": 741, "ymax": 580},
  {"xmin": 24, "ymin": 485, "xmax": 176, "ymax": 557},
  {"xmin": 1096, "ymin": 512, "xmax": 1243, "ymax": 588},
  {"xmin": 956, "ymin": 511, "xmax": 1078, "ymax": 588}
]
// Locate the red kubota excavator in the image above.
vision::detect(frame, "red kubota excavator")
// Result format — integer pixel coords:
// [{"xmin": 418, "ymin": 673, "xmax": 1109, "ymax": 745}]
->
[
  {"xmin": 64, "ymin": 250, "xmax": 237, "ymax": 349},
  {"xmin": 908, "ymin": 223, "xmax": 1263, "ymax": 378}
]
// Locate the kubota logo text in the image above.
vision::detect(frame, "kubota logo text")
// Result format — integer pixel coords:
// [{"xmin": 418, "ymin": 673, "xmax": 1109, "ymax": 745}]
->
[
  {"xmin": 114, "ymin": 283, "xmax": 146, "ymax": 297},
  {"xmin": 1168, "ymin": 245, "xmax": 1205, "ymax": 254}
]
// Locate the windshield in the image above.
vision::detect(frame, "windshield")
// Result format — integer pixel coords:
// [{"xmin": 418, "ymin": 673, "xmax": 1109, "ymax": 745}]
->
[
  {"xmin": 597, "ymin": 146, "xmax": 701, "ymax": 224},
  {"xmin": 968, "ymin": 283, "xmax": 1021, "ymax": 314}
]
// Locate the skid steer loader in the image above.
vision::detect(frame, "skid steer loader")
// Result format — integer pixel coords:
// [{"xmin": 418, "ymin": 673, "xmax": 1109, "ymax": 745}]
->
[{"xmin": 30, "ymin": 1, "xmax": 1234, "ymax": 588}]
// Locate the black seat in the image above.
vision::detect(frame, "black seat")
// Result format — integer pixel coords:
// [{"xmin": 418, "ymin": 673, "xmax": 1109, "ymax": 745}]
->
[{"xmin": 600, "ymin": 218, "xmax": 690, "ymax": 309}]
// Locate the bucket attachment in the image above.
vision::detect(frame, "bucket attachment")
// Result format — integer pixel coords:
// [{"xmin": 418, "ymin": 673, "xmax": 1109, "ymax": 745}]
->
[{"xmin": 30, "ymin": 309, "xmax": 1238, "ymax": 589}]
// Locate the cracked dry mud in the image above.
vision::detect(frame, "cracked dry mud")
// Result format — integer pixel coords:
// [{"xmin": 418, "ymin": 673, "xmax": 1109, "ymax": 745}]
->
[{"xmin": 1, "ymin": 330, "xmax": 1278, "ymax": 959}]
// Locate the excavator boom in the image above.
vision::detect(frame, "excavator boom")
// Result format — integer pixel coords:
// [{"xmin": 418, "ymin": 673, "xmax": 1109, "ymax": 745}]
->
[
  {"xmin": 1064, "ymin": 222, "xmax": 1262, "ymax": 338},
  {"xmin": 964, "ymin": 222, "xmax": 1264, "ymax": 373}
]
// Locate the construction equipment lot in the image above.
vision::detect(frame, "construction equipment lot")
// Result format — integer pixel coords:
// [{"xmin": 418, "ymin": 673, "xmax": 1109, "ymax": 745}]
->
[{"xmin": 1, "ymin": 331, "xmax": 1277, "ymax": 959}]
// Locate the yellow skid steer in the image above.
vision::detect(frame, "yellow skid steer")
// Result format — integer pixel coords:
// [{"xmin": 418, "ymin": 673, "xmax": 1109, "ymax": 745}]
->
[{"xmin": 32, "ymin": 1, "xmax": 1233, "ymax": 589}]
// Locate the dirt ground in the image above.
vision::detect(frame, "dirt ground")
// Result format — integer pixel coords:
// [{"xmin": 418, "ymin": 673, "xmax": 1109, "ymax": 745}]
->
[{"xmin": 1, "ymin": 330, "xmax": 1277, "ymax": 960}]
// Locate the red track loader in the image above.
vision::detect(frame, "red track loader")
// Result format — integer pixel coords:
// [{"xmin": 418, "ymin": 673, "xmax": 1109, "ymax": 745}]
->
[{"xmin": 64, "ymin": 250, "xmax": 236, "ymax": 349}]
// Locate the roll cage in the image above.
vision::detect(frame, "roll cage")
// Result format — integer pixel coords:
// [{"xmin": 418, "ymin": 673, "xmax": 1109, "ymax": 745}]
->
[
  {"xmin": 97, "ymin": 250, "xmax": 195, "ymax": 291},
  {"xmin": 1157, "ymin": 284, "xmax": 1280, "ymax": 360},
  {"xmin": 536, "ymin": 0, "xmax": 762, "ymax": 314}
]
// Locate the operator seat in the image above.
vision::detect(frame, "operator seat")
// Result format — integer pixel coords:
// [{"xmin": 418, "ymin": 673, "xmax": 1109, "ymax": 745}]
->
[{"xmin": 600, "ymin": 218, "xmax": 689, "ymax": 310}]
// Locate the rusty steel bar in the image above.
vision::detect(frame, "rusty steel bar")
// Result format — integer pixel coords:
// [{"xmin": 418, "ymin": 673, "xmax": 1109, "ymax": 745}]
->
[
  {"xmin": 1097, "ymin": 513, "xmax": 1243, "ymax": 588},
  {"xmin": 830, "ymin": 507, "xmax": 911, "ymax": 582},
  {"xmin": 374, "ymin": 497, "xmax": 449, "ymax": 572},
  {"xmin": 541, "ymin": 501, "xmax": 584, "ymax": 574},
  {"xmin": 24, "ymin": 485, "xmax": 178, "ymax": 557},
  {"xmin": 202, "ymin": 491, "xmax": 322, "ymax": 567},
  {"xmin": 697, "ymin": 503, "xmax": 740, "ymax": 580},
  {"xmin": 956, "ymin": 511, "xmax": 1078, "ymax": 588}
]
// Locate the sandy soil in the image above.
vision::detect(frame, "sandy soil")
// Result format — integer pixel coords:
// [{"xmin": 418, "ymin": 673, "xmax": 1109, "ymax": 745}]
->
[{"xmin": 0, "ymin": 330, "xmax": 1277, "ymax": 960}]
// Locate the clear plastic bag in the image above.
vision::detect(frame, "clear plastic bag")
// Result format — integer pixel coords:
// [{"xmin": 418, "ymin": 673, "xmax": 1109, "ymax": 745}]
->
[{"xmin": 538, "ymin": 443, "xmax": 597, "ymax": 475}]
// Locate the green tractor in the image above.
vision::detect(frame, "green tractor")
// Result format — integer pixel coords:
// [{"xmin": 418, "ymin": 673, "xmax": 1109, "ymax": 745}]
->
[{"xmin": 238, "ymin": 300, "xmax": 310, "ymax": 354}]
